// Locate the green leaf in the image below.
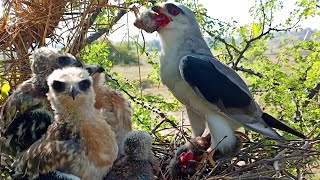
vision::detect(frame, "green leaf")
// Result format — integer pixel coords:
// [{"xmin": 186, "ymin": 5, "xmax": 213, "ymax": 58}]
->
[
  {"xmin": 1, "ymin": 83, "xmax": 10, "ymax": 98},
  {"xmin": 231, "ymin": 37, "xmax": 236, "ymax": 48},
  {"xmin": 252, "ymin": 22, "xmax": 260, "ymax": 38}
]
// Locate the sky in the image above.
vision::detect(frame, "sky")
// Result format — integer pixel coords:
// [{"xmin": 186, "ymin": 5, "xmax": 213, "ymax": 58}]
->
[
  {"xmin": 0, "ymin": 0, "xmax": 318, "ymax": 42},
  {"xmin": 198, "ymin": 0, "xmax": 319, "ymax": 28},
  {"xmin": 109, "ymin": 0, "xmax": 320, "ymax": 42}
]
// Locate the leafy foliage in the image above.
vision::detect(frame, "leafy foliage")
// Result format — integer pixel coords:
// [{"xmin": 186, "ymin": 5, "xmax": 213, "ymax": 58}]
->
[
  {"xmin": 107, "ymin": 42, "xmax": 139, "ymax": 66},
  {"xmin": 1, "ymin": 0, "xmax": 320, "ymax": 179},
  {"xmin": 1, "ymin": 83, "xmax": 10, "ymax": 98}
]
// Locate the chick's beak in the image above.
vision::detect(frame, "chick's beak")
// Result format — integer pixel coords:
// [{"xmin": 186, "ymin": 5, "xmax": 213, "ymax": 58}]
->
[
  {"xmin": 84, "ymin": 64, "xmax": 105, "ymax": 75},
  {"xmin": 74, "ymin": 59, "xmax": 83, "ymax": 67},
  {"xmin": 70, "ymin": 86, "xmax": 79, "ymax": 100}
]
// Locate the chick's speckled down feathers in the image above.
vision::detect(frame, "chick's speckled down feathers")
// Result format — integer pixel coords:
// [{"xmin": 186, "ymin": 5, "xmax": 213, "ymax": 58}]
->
[
  {"xmin": 0, "ymin": 47, "xmax": 83, "ymax": 157},
  {"xmin": 12, "ymin": 67, "xmax": 118, "ymax": 180},
  {"xmin": 13, "ymin": 169, "xmax": 82, "ymax": 180},
  {"xmin": 104, "ymin": 131, "xmax": 159, "ymax": 180},
  {"xmin": 91, "ymin": 71, "xmax": 132, "ymax": 156}
]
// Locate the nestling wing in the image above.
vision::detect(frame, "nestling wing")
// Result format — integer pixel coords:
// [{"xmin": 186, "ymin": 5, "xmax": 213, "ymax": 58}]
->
[
  {"xmin": 1, "ymin": 91, "xmax": 43, "ymax": 127},
  {"xmin": 179, "ymin": 55, "xmax": 284, "ymax": 140},
  {"xmin": 12, "ymin": 121, "xmax": 80, "ymax": 178},
  {"xmin": 179, "ymin": 55, "xmax": 252, "ymax": 108},
  {"xmin": 13, "ymin": 171, "xmax": 81, "ymax": 180},
  {"xmin": 1, "ymin": 90, "xmax": 53, "ymax": 155},
  {"xmin": 13, "ymin": 139, "xmax": 80, "ymax": 178}
]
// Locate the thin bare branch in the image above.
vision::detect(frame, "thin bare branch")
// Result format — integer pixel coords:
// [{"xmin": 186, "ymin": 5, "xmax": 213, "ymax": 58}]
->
[
  {"xmin": 234, "ymin": 66, "xmax": 264, "ymax": 78},
  {"xmin": 106, "ymin": 74, "xmax": 180, "ymax": 133},
  {"xmin": 85, "ymin": 9, "xmax": 128, "ymax": 46},
  {"xmin": 303, "ymin": 83, "xmax": 320, "ymax": 107}
]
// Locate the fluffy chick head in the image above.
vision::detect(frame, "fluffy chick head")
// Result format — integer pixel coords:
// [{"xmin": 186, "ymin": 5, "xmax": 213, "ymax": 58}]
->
[
  {"xmin": 124, "ymin": 131, "xmax": 152, "ymax": 161},
  {"xmin": 47, "ymin": 67, "xmax": 95, "ymax": 111},
  {"xmin": 31, "ymin": 47, "xmax": 83, "ymax": 76},
  {"xmin": 83, "ymin": 63, "xmax": 105, "ymax": 86}
]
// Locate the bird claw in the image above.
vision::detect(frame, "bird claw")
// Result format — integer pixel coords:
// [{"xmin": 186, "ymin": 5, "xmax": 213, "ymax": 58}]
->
[
  {"xmin": 206, "ymin": 147, "xmax": 216, "ymax": 168},
  {"xmin": 195, "ymin": 147, "xmax": 216, "ymax": 172},
  {"xmin": 234, "ymin": 131, "xmax": 250, "ymax": 142}
]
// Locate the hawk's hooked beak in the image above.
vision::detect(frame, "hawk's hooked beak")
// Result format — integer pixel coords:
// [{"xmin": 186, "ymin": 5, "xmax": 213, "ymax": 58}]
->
[
  {"xmin": 70, "ymin": 86, "xmax": 79, "ymax": 100},
  {"xmin": 83, "ymin": 64, "xmax": 105, "ymax": 76},
  {"xmin": 151, "ymin": 6, "xmax": 172, "ymax": 29},
  {"xmin": 134, "ymin": 7, "xmax": 171, "ymax": 33}
]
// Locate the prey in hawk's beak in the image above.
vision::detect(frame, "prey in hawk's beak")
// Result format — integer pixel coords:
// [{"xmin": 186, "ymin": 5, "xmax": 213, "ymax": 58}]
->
[
  {"xmin": 134, "ymin": 6, "xmax": 171, "ymax": 33},
  {"xmin": 70, "ymin": 86, "xmax": 79, "ymax": 100}
]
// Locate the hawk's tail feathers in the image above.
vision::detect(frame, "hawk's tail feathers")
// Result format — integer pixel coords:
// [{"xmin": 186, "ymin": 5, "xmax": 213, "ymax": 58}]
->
[{"xmin": 262, "ymin": 113, "xmax": 306, "ymax": 139}]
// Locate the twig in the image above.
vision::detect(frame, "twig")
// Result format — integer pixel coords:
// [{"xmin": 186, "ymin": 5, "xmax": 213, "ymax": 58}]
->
[
  {"xmin": 297, "ymin": 168, "xmax": 302, "ymax": 180},
  {"xmin": 273, "ymin": 148, "xmax": 287, "ymax": 170},
  {"xmin": 205, "ymin": 0, "xmax": 300, "ymax": 72},
  {"xmin": 281, "ymin": 169, "xmax": 297, "ymax": 180},
  {"xmin": 303, "ymin": 83, "xmax": 320, "ymax": 107},
  {"xmin": 85, "ymin": 8, "xmax": 128, "ymax": 46},
  {"xmin": 106, "ymin": 74, "xmax": 180, "ymax": 133},
  {"xmin": 234, "ymin": 66, "xmax": 264, "ymax": 78}
]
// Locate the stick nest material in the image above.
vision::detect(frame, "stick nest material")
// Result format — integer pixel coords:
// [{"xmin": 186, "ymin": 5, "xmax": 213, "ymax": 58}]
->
[
  {"xmin": 0, "ymin": 0, "xmax": 103, "ymax": 97},
  {"xmin": 0, "ymin": 1, "xmax": 319, "ymax": 180},
  {"xmin": 0, "ymin": 0, "xmax": 68, "ymax": 88},
  {"xmin": 2, "ymin": 122, "xmax": 320, "ymax": 179},
  {"xmin": 153, "ymin": 129, "xmax": 320, "ymax": 179}
]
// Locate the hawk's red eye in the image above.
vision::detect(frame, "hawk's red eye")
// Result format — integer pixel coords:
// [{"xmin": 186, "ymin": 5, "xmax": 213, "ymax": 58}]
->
[
  {"xmin": 166, "ymin": 3, "xmax": 182, "ymax": 16},
  {"xmin": 170, "ymin": 8, "xmax": 180, "ymax": 16}
]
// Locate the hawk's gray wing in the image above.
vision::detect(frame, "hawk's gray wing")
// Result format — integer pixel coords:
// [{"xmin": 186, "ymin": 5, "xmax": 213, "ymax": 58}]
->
[{"xmin": 179, "ymin": 55, "xmax": 284, "ymax": 140}]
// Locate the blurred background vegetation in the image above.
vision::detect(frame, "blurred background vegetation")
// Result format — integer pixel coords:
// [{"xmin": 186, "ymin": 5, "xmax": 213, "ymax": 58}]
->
[{"xmin": 0, "ymin": 0, "xmax": 319, "ymax": 179}]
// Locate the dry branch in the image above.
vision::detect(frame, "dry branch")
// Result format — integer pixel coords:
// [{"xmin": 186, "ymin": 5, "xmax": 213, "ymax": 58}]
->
[
  {"xmin": 303, "ymin": 83, "xmax": 320, "ymax": 107},
  {"xmin": 85, "ymin": 8, "xmax": 128, "ymax": 46}
]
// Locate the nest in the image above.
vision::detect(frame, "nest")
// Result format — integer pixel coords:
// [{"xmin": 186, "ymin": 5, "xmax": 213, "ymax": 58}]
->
[
  {"xmin": 123, "ymin": 98, "xmax": 320, "ymax": 179},
  {"xmin": 151, "ymin": 126, "xmax": 320, "ymax": 179},
  {"xmin": 0, "ymin": 0, "xmax": 104, "ymax": 93},
  {"xmin": 2, "ymin": 121, "xmax": 319, "ymax": 179},
  {"xmin": 0, "ymin": 1, "xmax": 319, "ymax": 179},
  {"xmin": 0, "ymin": 0, "xmax": 68, "ymax": 88}
]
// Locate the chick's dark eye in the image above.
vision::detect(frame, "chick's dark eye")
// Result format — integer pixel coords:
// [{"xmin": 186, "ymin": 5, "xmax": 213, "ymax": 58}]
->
[
  {"xmin": 57, "ymin": 56, "xmax": 72, "ymax": 67},
  {"xmin": 78, "ymin": 79, "xmax": 91, "ymax": 91},
  {"xmin": 52, "ymin": 80, "xmax": 65, "ymax": 92}
]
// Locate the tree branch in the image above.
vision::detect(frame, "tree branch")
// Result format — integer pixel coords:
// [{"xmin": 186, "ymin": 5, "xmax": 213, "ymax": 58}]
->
[
  {"xmin": 234, "ymin": 66, "xmax": 264, "ymax": 78},
  {"xmin": 86, "ymin": 9, "xmax": 127, "ymax": 45},
  {"xmin": 67, "ymin": 4, "xmax": 129, "ymax": 55},
  {"xmin": 68, "ymin": 7, "xmax": 103, "ymax": 54},
  {"xmin": 231, "ymin": 9, "xmax": 300, "ymax": 69},
  {"xmin": 207, "ymin": 21, "xmax": 300, "ymax": 73},
  {"xmin": 307, "ymin": 83, "xmax": 320, "ymax": 99},
  {"xmin": 106, "ymin": 74, "xmax": 179, "ymax": 132},
  {"xmin": 206, "ymin": 31, "xmax": 240, "ymax": 54},
  {"xmin": 303, "ymin": 83, "xmax": 320, "ymax": 107}
]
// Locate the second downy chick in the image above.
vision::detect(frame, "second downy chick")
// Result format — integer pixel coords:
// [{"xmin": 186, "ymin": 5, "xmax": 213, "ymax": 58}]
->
[
  {"xmin": 104, "ymin": 131, "xmax": 159, "ymax": 180},
  {"xmin": 85, "ymin": 64, "xmax": 132, "ymax": 156}
]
